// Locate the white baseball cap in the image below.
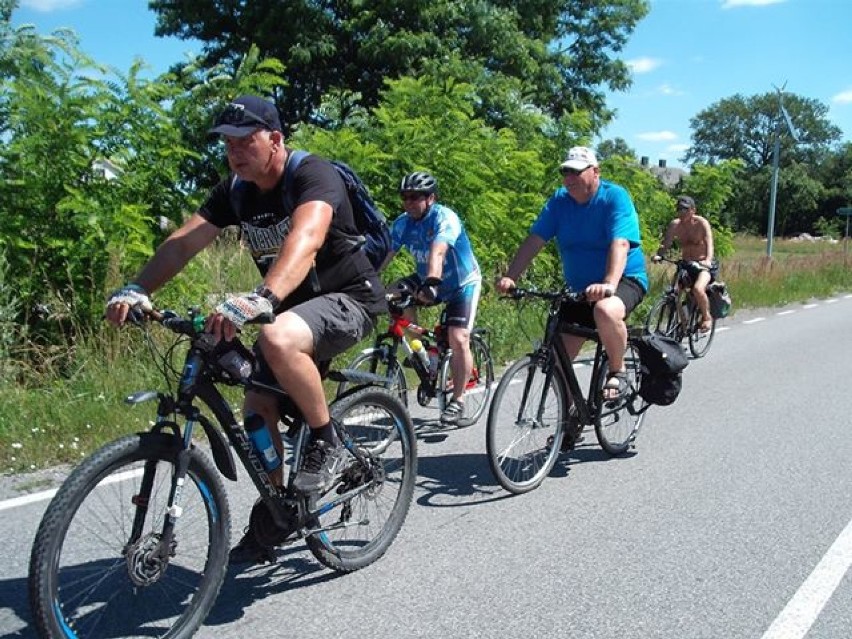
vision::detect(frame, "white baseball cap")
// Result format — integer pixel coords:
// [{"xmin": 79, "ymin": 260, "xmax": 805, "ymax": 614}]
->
[{"xmin": 560, "ymin": 146, "xmax": 599, "ymax": 172}]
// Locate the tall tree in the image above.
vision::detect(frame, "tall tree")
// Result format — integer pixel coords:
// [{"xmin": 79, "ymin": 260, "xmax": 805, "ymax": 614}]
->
[
  {"xmin": 684, "ymin": 92, "xmax": 842, "ymax": 170},
  {"xmin": 150, "ymin": 0, "xmax": 648, "ymax": 132},
  {"xmin": 597, "ymin": 137, "xmax": 636, "ymax": 161}
]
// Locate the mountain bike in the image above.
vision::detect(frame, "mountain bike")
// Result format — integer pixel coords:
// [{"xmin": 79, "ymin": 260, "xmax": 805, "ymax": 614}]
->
[
  {"xmin": 486, "ymin": 287, "xmax": 649, "ymax": 494},
  {"xmin": 336, "ymin": 290, "xmax": 494, "ymax": 427},
  {"xmin": 29, "ymin": 305, "xmax": 416, "ymax": 639},
  {"xmin": 645, "ymin": 257, "xmax": 716, "ymax": 358}
]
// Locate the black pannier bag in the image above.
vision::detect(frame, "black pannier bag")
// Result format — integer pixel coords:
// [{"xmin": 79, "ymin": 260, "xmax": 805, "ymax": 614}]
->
[
  {"xmin": 634, "ymin": 333, "xmax": 689, "ymax": 406},
  {"xmin": 707, "ymin": 281, "xmax": 732, "ymax": 319}
]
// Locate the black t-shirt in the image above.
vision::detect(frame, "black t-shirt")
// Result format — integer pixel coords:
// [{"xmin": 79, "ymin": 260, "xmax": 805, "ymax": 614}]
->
[{"xmin": 199, "ymin": 151, "xmax": 386, "ymax": 316}]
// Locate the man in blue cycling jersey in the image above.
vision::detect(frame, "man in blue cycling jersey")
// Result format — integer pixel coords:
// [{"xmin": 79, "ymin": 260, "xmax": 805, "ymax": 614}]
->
[
  {"xmin": 380, "ymin": 171, "xmax": 482, "ymax": 425},
  {"xmin": 496, "ymin": 146, "xmax": 648, "ymax": 406}
]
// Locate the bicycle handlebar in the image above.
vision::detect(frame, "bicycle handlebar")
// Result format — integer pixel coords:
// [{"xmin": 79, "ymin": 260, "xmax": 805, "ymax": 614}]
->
[
  {"xmin": 653, "ymin": 256, "xmax": 701, "ymax": 270},
  {"xmin": 385, "ymin": 290, "xmax": 439, "ymax": 310},
  {"xmin": 126, "ymin": 305, "xmax": 274, "ymax": 336},
  {"xmin": 500, "ymin": 287, "xmax": 589, "ymax": 303}
]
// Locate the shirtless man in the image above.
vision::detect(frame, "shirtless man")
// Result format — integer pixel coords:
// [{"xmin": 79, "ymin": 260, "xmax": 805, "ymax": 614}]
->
[{"xmin": 652, "ymin": 195, "xmax": 717, "ymax": 332}]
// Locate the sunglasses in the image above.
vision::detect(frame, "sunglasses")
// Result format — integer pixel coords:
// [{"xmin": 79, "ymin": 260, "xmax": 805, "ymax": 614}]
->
[
  {"xmin": 400, "ymin": 192, "xmax": 427, "ymax": 202},
  {"xmin": 676, "ymin": 205, "xmax": 692, "ymax": 212},
  {"xmin": 216, "ymin": 103, "xmax": 270, "ymax": 129},
  {"xmin": 559, "ymin": 166, "xmax": 590, "ymax": 177}
]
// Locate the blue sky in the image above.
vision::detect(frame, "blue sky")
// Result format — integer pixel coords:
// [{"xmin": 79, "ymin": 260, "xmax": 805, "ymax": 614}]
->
[{"xmin": 11, "ymin": 0, "xmax": 852, "ymax": 169}]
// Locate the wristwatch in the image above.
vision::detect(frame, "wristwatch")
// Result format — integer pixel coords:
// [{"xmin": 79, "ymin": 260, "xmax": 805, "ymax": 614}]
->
[{"xmin": 254, "ymin": 285, "xmax": 281, "ymax": 308}]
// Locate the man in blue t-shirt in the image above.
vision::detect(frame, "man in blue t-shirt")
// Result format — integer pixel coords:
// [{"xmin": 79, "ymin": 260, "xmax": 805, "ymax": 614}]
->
[
  {"xmin": 381, "ymin": 171, "xmax": 482, "ymax": 425},
  {"xmin": 496, "ymin": 146, "xmax": 647, "ymax": 408}
]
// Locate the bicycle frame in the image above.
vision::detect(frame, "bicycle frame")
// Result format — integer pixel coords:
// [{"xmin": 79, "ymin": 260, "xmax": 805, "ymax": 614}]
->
[
  {"xmin": 378, "ymin": 304, "xmax": 446, "ymax": 389},
  {"xmin": 525, "ymin": 293, "xmax": 606, "ymax": 427},
  {"xmin": 654, "ymin": 258, "xmax": 699, "ymax": 340},
  {"xmin": 126, "ymin": 310, "xmax": 381, "ymax": 544},
  {"xmin": 514, "ymin": 287, "xmax": 647, "ymax": 426}
]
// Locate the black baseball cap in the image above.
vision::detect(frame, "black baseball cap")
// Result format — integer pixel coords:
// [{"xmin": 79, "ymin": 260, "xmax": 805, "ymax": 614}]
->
[
  {"xmin": 676, "ymin": 195, "xmax": 696, "ymax": 210},
  {"xmin": 209, "ymin": 95, "xmax": 282, "ymax": 137}
]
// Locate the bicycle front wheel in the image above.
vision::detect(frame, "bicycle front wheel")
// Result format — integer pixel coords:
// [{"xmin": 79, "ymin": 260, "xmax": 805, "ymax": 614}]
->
[
  {"xmin": 437, "ymin": 333, "xmax": 495, "ymax": 427},
  {"xmin": 594, "ymin": 344, "xmax": 647, "ymax": 456},
  {"xmin": 29, "ymin": 432, "xmax": 230, "ymax": 639},
  {"xmin": 306, "ymin": 387, "xmax": 416, "ymax": 572},
  {"xmin": 335, "ymin": 346, "xmax": 408, "ymax": 406},
  {"xmin": 645, "ymin": 296, "xmax": 680, "ymax": 340},
  {"xmin": 486, "ymin": 355, "xmax": 568, "ymax": 494},
  {"xmin": 687, "ymin": 304, "xmax": 716, "ymax": 358}
]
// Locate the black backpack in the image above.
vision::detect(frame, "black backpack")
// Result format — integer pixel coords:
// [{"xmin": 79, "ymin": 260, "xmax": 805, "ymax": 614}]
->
[
  {"xmin": 633, "ymin": 333, "xmax": 689, "ymax": 406},
  {"xmin": 229, "ymin": 150, "xmax": 391, "ymax": 271}
]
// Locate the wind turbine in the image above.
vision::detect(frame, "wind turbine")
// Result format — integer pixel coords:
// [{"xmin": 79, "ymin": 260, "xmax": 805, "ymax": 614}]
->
[{"xmin": 766, "ymin": 83, "xmax": 800, "ymax": 258}]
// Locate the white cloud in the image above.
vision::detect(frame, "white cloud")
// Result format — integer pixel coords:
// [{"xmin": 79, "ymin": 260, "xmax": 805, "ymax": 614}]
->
[
  {"xmin": 637, "ymin": 131, "xmax": 678, "ymax": 142},
  {"xmin": 21, "ymin": 0, "xmax": 84, "ymax": 12},
  {"xmin": 832, "ymin": 90, "xmax": 852, "ymax": 105},
  {"xmin": 721, "ymin": 0, "xmax": 786, "ymax": 8},
  {"xmin": 657, "ymin": 84, "xmax": 685, "ymax": 97},
  {"xmin": 627, "ymin": 57, "xmax": 663, "ymax": 74}
]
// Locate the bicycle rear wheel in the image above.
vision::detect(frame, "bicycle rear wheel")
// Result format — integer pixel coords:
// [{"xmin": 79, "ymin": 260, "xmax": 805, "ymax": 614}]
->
[
  {"xmin": 486, "ymin": 355, "xmax": 568, "ymax": 494},
  {"xmin": 335, "ymin": 346, "xmax": 409, "ymax": 406},
  {"xmin": 29, "ymin": 432, "xmax": 230, "ymax": 639},
  {"xmin": 687, "ymin": 304, "xmax": 716, "ymax": 358},
  {"xmin": 306, "ymin": 387, "xmax": 416, "ymax": 572},
  {"xmin": 437, "ymin": 332, "xmax": 495, "ymax": 427},
  {"xmin": 594, "ymin": 344, "xmax": 647, "ymax": 456}
]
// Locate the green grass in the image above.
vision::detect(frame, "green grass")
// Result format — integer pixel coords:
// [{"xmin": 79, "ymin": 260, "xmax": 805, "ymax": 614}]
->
[{"xmin": 2, "ymin": 234, "xmax": 851, "ymax": 475}]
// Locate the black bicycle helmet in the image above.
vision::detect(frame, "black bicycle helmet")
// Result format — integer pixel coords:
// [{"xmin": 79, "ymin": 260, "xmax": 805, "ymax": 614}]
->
[{"xmin": 399, "ymin": 171, "xmax": 438, "ymax": 195}]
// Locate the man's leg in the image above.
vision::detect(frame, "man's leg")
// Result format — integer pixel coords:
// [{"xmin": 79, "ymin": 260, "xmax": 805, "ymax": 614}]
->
[
  {"xmin": 692, "ymin": 270, "xmax": 712, "ymax": 330},
  {"xmin": 448, "ymin": 325, "xmax": 472, "ymax": 403},
  {"xmin": 257, "ymin": 311, "xmax": 329, "ymax": 429},
  {"xmin": 593, "ymin": 296, "xmax": 628, "ymax": 372},
  {"xmin": 264, "ymin": 295, "xmax": 373, "ymax": 493},
  {"xmin": 440, "ymin": 282, "xmax": 481, "ymax": 424}
]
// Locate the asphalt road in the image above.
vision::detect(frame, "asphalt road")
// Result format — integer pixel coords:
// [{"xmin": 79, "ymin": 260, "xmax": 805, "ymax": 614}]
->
[{"xmin": 2, "ymin": 294, "xmax": 852, "ymax": 638}]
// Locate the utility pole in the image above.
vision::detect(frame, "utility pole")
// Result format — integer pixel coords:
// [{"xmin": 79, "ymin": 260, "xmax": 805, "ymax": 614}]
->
[{"xmin": 766, "ymin": 84, "xmax": 799, "ymax": 258}]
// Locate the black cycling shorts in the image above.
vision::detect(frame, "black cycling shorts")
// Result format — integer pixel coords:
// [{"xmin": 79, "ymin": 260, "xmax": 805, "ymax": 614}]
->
[{"xmin": 558, "ymin": 277, "xmax": 646, "ymax": 330}]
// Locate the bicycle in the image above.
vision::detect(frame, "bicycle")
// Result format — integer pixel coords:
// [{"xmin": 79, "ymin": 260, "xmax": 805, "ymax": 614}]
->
[
  {"xmin": 29, "ymin": 305, "xmax": 416, "ymax": 639},
  {"xmin": 645, "ymin": 256, "xmax": 716, "ymax": 358},
  {"xmin": 485, "ymin": 287, "xmax": 649, "ymax": 494},
  {"xmin": 336, "ymin": 289, "xmax": 495, "ymax": 427}
]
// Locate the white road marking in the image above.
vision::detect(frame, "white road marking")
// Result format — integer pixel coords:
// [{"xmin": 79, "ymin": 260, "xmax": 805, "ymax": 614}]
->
[
  {"xmin": 761, "ymin": 517, "xmax": 852, "ymax": 639},
  {"xmin": 803, "ymin": 304, "xmax": 818, "ymax": 310},
  {"xmin": 777, "ymin": 310, "xmax": 795, "ymax": 316},
  {"xmin": 743, "ymin": 317, "xmax": 766, "ymax": 324},
  {"xmin": 0, "ymin": 468, "xmax": 144, "ymax": 512}
]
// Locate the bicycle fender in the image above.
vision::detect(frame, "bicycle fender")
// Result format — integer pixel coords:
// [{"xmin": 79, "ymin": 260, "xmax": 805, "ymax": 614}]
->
[{"xmin": 197, "ymin": 413, "xmax": 238, "ymax": 481}]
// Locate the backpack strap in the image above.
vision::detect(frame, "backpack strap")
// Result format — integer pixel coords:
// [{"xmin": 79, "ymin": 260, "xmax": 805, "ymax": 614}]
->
[{"xmin": 281, "ymin": 149, "xmax": 310, "ymax": 212}]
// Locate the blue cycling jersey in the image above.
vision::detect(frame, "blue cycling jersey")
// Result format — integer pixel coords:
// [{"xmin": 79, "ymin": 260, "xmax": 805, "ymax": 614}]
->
[
  {"xmin": 531, "ymin": 179, "xmax": 648, "ymax": 292},
  {"xmin": 390, "ymin": 203, "xmax": 481, "ymax": 300}
]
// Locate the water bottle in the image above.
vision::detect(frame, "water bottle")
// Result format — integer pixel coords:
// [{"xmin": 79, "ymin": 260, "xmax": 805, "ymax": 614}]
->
[
  {"xmin": 244, "ymin": 413, "xmax": 281, "ymax": 472},
  {"xmin": 410, "ymin": 338, "xmax": 430, "ymax": 370},
  {"xmin": 427, "ymin": 346, "xmax": 440, "ymax": 380}
]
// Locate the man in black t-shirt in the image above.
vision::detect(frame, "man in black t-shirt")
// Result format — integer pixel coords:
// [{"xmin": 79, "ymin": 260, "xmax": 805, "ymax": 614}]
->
[{"xmin": 106, "ymin": 95, "xmax": 385, "ymax": 564}]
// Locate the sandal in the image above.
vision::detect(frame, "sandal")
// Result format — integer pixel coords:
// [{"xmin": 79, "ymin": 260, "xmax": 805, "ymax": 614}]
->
[{"xmin": 602, "ymin": 371, "xmax": 629, "ymax": 403}]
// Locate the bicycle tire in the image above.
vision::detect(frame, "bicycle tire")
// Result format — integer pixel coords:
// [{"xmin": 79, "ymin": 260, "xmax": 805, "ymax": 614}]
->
[
  {"xmin": 29, "ymin": 432, "xmax": 230, "ymax": 639},
  {"xmin": 305, "ymin": 387, "xmax": 416, "ymax": 572},
  {"xmin": 687, "ymin": 303, "xmax": 716, "ymax": 358},
  {"xmin": 645, "ymin": 296, "xmax": 680, "ymax": 340},
  {"xmin": 485, "ymin": 355, "xmax": 568, "ymax": 494},
  {"xmin": 335, "ymin": 346, "xmax": 409, "ymax": 406},
  {"xmin": 436, "ymin": 333, "xmax": 495, "ymax": 427},
  {"xmin": 594, "ymin": 344, "xmax": 646, "ymax": 456}
]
